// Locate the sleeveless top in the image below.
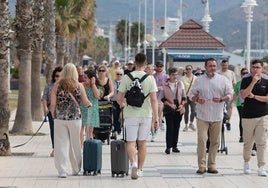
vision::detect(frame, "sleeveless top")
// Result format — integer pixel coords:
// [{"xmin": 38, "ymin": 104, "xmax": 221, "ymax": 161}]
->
[
  {"xmin": 97, "ymin": 78, "xmax": 110, "ymax": 101},
  {"xmin": 55, "ymin": 84, "xmax": 82, "ymax": 120}
]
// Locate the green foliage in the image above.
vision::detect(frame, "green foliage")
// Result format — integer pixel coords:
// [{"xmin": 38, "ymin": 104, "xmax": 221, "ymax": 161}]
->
[
  {"xmin": 262, "ymin": 55, "xmax": 268, "ymax": 62},
  {"xmin": 10, "ymin": 67, "xmax": 19, "ymax": 79}
]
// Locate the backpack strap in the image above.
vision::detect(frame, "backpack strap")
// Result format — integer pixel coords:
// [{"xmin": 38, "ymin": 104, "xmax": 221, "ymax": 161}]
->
[
  {"xmin": 126, "ymin": 73, "xmax": 149, "ymax": 83},
  {"xmin": 139, "ymin": 74, "xmax": 149, "ymax": 83},
  {"xmin": 126, "ymin": 73, "xmax": 135, "ymax": 81}
]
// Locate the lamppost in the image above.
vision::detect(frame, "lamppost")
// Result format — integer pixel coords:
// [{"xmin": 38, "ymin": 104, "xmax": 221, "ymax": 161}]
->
[
  {"xmin": 128, "ymin": 15, "xmax": 132, "ymax": 61},
  {"xmin": 162, "ymin": 0, "xmax": 169, "ymax": 40},
  {"xmin": 124, "ymin": 18, "xmax": 128, "ymax": 64},
  {"xmin": 264, "ymin": 13, "xmax": 268, "ymax": 54},
  {"xmin": 143, "ymin": 0, "xmax": 148, "ymax": 55},
  {"xmin": 137, "ymin": 0, "xmax": 141, "ymax": 53},
  {"xmin": 201, "ymin": 0, "xmax": 212, "ymax": 33},
  {"xmin": 152, "ymin": 0, "xmax": 155, "ymax": 65},
  {"xmin": 241, "ymin": 0, "xmax": 258, "ymax": 70}
]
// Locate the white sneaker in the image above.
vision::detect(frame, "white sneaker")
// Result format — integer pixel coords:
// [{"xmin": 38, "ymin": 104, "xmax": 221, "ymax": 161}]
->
[
  {"xmin": 251, "ymin": 150, "xmax": 257, "ymax": 156},
  {"xmin": 59, "ymin": 172, "xmax": 67, "ymax": 178},
  {"xmin": 131, "ymin": 163, "xmax": 138, "ymax": 179},
  {"xmin": 137, "ymin": 169, "xmax": 143, "ymax": 177},
  {"xmin": 258, "ymin": 166, "xmax": 267, "ymax": 177},
  {"xmin": 183, "ymin": 125, "xmax": 188, "ymax": 132},
  {"xmin": 160, "ymin": 124, "xmax": 166, "ymax": 131},
  {"xmin": 244, "ymin": 162, "xmax": 251, "ymax": 174},
  {"xmin": 189, "ymin": 123, "xmax": 196, "ymax": 131}
]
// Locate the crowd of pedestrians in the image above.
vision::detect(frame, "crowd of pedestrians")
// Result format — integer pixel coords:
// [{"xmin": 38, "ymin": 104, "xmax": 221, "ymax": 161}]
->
[{"xmin": 43, "ymin": 54, "xmax": 268, "ymax": 179}]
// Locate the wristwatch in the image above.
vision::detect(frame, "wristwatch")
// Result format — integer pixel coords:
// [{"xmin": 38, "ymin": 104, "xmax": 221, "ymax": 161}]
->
[{"xmin": 219, "ymin": 98, "xmax": 223, "ymax": 103}]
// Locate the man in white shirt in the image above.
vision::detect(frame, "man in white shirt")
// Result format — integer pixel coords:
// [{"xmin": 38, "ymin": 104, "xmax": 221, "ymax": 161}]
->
[{"xmin": 218, "ymin": 60, "xmax": 236, "ymax": 131}]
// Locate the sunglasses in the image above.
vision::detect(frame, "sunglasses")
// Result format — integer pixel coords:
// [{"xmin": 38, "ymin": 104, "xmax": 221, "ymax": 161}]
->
[
  {"xmin": 98, "ymin": 69, "xmax": 106, "ymax": 72},
  {"xmin": 186, "ymin": 68, "xmax": 192, "ymax": 70},
  {"xmin": 242, "ymin": 72, "xmax": 248, "ymax": 75},
  {"xmin": 116, "ymin": 73, "xmax": 123, "ymax": 76},
  {"xmin": 156, "ymin": 65, "xmax": 163, "ymax": 67}
]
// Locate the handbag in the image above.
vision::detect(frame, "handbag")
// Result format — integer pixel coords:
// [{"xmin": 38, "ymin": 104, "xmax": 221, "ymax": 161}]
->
[{"xmin": 163, "ymin": 104, "xmax": 177, "ymax": 115}]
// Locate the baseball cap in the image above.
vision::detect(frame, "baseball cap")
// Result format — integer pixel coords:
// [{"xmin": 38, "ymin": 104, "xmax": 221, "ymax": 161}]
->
[{"xmin": 155, "ymin": 60, "xmax": 164, "ymax": 66}]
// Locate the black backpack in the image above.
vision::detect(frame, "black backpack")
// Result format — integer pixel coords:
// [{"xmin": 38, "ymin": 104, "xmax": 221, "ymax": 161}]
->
[{"xmin": 125, "ymin": 73, "xmax": 149, "ymax": 107}]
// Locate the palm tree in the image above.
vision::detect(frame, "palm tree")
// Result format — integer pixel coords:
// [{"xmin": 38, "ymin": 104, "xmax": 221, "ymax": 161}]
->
[
  {"xmin": 11, "ymin": 0, "xmax": 34, "ymax": 134},
  {"xmin": 55, "ymin": 0, "xmax": 96, "ymax": 66},
  {"xmin": 0, "ymin": 0, "xmax": 11, "ymax": 156},
  {"xmin": 131, "ymin": 21, "xmax": 145, "ymax": 50},
  {"xmin": 43, "ymin": 0, "xmax": 56, "ymax": 84},
  {"xmin": 116, "ymin": 19, "xmax": 128, "ymax": 53},
  {"xmin": 31, "ymin": 0, "xmax": 44, "ymax": 121}
]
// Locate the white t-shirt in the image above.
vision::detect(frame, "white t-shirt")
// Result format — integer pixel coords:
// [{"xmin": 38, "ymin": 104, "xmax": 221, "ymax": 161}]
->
[{"xmin": 218, "ymin": 69, "xmax": 236, "ymax": 86}]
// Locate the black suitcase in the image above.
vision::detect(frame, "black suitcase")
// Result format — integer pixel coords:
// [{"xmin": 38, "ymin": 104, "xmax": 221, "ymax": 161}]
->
[
  {"xmin": 83, "ymin": 139, "xmax": 102, "ymax": 175},
  {"xmin": 110, "ymin": 115, "xmax": 129, "ymax": 177}
]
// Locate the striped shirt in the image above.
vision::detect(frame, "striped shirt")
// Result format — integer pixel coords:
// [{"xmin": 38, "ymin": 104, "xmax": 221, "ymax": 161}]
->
[{"xmin": 190, "ymin": 73, "xmax": 233, "ymax": 122}]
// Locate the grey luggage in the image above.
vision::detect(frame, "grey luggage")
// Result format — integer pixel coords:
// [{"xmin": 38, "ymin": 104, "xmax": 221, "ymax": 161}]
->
[{"xmin": 110, "ymin": 115, "xmax": 129, "ymax": 177}]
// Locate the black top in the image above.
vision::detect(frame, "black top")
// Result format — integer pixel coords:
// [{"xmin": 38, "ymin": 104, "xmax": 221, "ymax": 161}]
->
[
  {"xmin": 240, "ymin": 75, "xmax": 268, "ymax": 118},
  {"xmin": 97, "ymin": 78, "xmax": 110, "ymax": 101}
]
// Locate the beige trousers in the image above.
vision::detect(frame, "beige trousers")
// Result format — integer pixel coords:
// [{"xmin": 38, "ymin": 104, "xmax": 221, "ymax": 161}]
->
[
  {"xmin": 242, "ymin": 115, "xmax": 268, "ymax": 167},
  {"xmin": 54, "ymin": 119, "xmax": 82, "ymax": 175},
  {"xmin": 197, "ymin": 119, "xmax": 222, "ymax": 169}
]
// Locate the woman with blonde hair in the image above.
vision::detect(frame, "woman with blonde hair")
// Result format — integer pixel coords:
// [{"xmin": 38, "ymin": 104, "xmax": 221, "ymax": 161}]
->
[{"xmin": 50, "ymin": 63, "xmax": 92, "ymax": 178}]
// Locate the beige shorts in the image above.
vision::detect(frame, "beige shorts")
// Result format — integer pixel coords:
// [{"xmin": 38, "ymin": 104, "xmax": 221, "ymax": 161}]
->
[{"xmin": 124, "ymin": 117, "xmax": 151, "ymax": 141}]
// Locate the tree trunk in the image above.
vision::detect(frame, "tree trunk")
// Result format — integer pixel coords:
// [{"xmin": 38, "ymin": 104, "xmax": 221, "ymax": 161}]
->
[
  {"xmin": 0, "ymin": 0, "xmax": 11, "ymax": 156},
  {"xmin": 64, "ymin": 40, "xmax": 70, "ymax": 65},
  {"xmin": 31, "ymin": 0, "xmax": 44, "ymax": 121},
  {"xmin": 44, "ymin": 0, "xmax": 56, "ymax": 84},
  {"xmin": 11, "ymin": 0, "xmax": 34, "ymax": 134},
  {"xmin": 31, "ymin": 49, "xmax": 43, "ymax": 121},
  {"xmin": 56, "ymin": 35, "xmax": 65, "ymax": 66}
]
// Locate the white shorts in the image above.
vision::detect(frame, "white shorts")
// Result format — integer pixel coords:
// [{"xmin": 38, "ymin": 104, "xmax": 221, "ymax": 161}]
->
[{"xmin": 124, "ymin": 117, "xmax": 151, "ymax": 141}]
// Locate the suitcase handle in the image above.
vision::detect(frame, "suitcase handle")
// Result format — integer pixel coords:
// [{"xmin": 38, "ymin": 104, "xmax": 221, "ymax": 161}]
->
[{"xmin": 116, "ymin": 144, "xmax": 121, "ymax": 151}]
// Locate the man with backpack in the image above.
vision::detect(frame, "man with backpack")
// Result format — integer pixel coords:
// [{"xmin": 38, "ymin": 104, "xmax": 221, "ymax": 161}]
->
[{"xmin": 116, "ymin": 53, "xmax": 159, "ymax": 180}]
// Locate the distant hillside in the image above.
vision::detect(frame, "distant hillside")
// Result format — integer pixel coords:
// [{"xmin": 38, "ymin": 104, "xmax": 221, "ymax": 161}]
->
[
  {"xmin": 211, "ymin": 0, "xmax": 267, "ymax": 51},
  {"xmin": 9, "ymin": 0, "xmax": 268, "ymax": 51}
]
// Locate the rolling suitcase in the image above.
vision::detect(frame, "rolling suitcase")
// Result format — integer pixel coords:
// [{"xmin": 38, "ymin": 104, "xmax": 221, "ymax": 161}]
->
[
  {"xmin": 83, "ymin": 139, "xmax": 102, "ymax": 175},
  {"xmin": 110, "ymin": 114, "xmax": 129, "ymax": 177}
]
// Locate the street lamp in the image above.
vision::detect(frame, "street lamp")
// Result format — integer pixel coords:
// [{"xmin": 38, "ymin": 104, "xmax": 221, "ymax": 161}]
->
[
  {"xmin": 143, "ymin": 0, "xmax": 148, "ymax": 55},
  {"xmin": 152, "ymin": 0, "xmax": 155, "ymax": 64},
  {"xmin": 241, "ymin": 0, "xmax": 258, "ymax": 70},
  {"xmin": 128, "ymin": 15, "xmax": 132, "ymax": 61},
  {"xmin": 162, "ymin": 0, "xmax": 169, "ymax": 40},
  {"xmin": 264, "ymin": 13, "xmax": 268, "ymax": 54},
  {"xmin": 137, "ymin": 0, "xmax": 141, "ymax": 53},
  {"xmin": 201, "ymin": 0, "xmax": 212, "ymax": 33}
]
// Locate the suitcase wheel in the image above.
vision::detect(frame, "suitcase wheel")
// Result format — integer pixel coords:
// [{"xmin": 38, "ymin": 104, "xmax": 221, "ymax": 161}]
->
[
  {"xmin": 126, "ymin": 172, "xmax": 128, "ymax": 176},
  {"xmin": 112, "ymin": 173, "xmax": 115, "ymax": 177},
  {"xmin": 83, "ymin": 171, "xmax": 90, "ymax": 176},
  {"xmin": 225, "ymin": 147, "xmax": 228, "ymax": 155}
]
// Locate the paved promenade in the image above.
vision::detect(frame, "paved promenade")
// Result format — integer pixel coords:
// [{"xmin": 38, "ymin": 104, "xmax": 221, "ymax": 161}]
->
[{"xmin": 1, "ymin": 107, "xmax": 268, "ymax": 188}]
